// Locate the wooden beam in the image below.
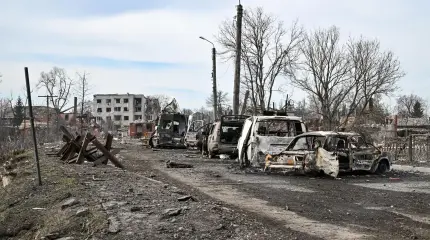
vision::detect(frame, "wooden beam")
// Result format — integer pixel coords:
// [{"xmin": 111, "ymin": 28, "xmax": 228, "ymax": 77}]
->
[
  {"xmin": 77, "ymin": 132, "xmax": 94, "ymax": 164},
  {"xmin": 60, "ymin": 125, "xmax": 74, "ymax": 140},
  {"xmin": 105, "ymin": 134, "xmax": 113, "ymax": 151},
  {"xmin": 91, "ymin": 138, "xmax": 124, "ymax": 169},
  {"xmin": 93, "ymin": 149, "xmax": 120, "ymax": 167}
]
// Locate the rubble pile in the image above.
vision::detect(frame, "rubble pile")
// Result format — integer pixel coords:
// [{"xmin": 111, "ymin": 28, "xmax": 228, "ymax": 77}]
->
[{"xmin": 47, "ymin": 126, "xmax": 124, "ymax": 168}]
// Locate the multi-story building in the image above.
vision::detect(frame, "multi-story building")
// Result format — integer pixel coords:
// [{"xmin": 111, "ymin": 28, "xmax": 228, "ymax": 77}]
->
[{"xmin": 92, "ymin": 94, "xmax": 158, "ymax": 131}]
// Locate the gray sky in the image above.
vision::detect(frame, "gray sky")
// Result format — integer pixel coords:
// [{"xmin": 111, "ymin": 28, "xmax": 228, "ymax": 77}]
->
[{"xmin": 0, "ymin": 0, "xmax": 428, "ymax": 110}]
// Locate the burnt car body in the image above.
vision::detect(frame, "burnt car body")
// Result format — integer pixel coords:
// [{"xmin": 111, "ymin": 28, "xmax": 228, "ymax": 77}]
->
[
  {"xmin": 206, "ymin": 115, "xmax": 249, "ymax": 158},
  {"xmin": 197, "ymin": 123, "xmax": 212, "ymax": 155},
  {"xmin": 185, "ymin": 119, "xmax": 205, "ymax": 148},
  {"xmin": 265, "ymin": 131, "xmax": 392, "ymax": 178},
  {"xmin": 237, "ymin": 114, "xmax": 307, "ymax": 167},
  {"xmin": 150, "ymin": 113, "xmax": 187, "ymax": 148}
]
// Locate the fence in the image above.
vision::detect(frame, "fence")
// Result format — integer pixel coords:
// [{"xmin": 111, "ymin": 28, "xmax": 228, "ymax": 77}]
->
[{"xmin": 382, "ymin": 134, "xmax": 430, "ymax": 163}]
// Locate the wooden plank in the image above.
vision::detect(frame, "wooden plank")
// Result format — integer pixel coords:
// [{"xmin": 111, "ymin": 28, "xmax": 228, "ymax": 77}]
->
[
  {"xmin": 93, "ymin": 149, "xmax": 120, "ymax": 167},
  {"xmin": 60, "ymin": 144, "xmax": 73, "ymax": 161},
  {"xmin": 77, "ymin": 132, "xmax": 94, "ymax": 164},
  {"xmin": 105, "ymin": 134, "xmax": 113, "ymax": 151},
  {"xmin": 60, "ymin": 126, "xmax": 74, "ymax": 140},
  {"xmin": 91, "ymin": 138, "xmax": 124, "ymax": 169}
]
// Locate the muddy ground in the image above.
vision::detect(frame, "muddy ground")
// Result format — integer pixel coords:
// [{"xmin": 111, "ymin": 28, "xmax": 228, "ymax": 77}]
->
[{"xmin": 1, "ymin": 142, "xmax": 429, "ymax": 240}]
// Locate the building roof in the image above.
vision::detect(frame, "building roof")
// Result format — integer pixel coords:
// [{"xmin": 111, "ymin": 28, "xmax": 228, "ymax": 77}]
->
[{"xmin": 93, "ymin": 93, "xmax": 146, "ymax": 97}]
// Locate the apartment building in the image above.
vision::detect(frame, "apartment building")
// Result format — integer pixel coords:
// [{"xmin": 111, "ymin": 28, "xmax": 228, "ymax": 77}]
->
[{"xmin": 92, "ymin": 94, "xmax": 157, "ymax": 130}]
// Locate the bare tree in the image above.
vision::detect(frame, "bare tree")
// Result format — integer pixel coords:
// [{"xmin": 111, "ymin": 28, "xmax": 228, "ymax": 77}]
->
[
  {"xmin": 292, "ymin": 26, "xmax": 404, "ymax": 130},
  {"xmin": 217, "ymin": 7, "xmax": 303, "ymax": 113},
  {"xmin": 206, "ymin": 90, "xmax": 231, "ymax": 116},
  {"xmin": 292, "ymin": 26, "xmax": 352, "ymax": 129},
  {"xmin": 397, "ymin": 94, "xmax": 426, "ymax": 118},
  {"xmin": 74, "ymin": 72, "xmax": 92, "ymax": 133},
  {"xmin": 341, "ymin": 37, "xmax": 404, "ymax": 126},
  {"xmin": 37, "ymin": 67, "xmax": 74, "ymax": 113}
]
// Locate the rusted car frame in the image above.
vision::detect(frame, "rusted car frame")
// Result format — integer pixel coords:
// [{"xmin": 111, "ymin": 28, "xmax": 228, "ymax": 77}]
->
[{"xmin": 265, "ymin": 131, "xmax": 392, "ymax": 177}]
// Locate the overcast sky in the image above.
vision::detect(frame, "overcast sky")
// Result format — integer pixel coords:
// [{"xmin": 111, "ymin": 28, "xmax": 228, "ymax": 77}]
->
[{"xmin": 0, "ymin": 0, "xmax": 428, "ymax": 110}]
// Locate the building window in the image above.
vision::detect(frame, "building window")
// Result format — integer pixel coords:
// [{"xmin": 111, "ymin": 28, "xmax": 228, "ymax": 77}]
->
[
  {"xmin": 124, "ymin": 116, "xmax": 129, "ymax": 121},
  {"xmin": 135, "ymin": 107, "xmax": 141, "ymax": 112},
  {"xmin": 115, "ymin": 98, "xmax": 121, "ymax": 103},
  {"xmin": 114, "ymin": 107, "xmax": 121, "ymax": 112},
  {"xmin": 124, "ymin": 107, "xmax": 129, "ymax": 112},
  {"xmin": 96, "ymin": 99, "xmax": 101, "ymax": 103},
  {"xmin": 97, "ymin": 108, "xmax": 102, "ymax": 113},
  {"xmin": 114, "ymin": 115, "xmax": 121, "ymax": 121},
  {"xmin": 123, "ymin": 98, "xmax": 129, "ymax": 103},
  {"xmin": 134, "ymin": 115, "xmax": 142, "ymax": 120},
  {"xmin": 64, "ymin": 114, "xmax": 69, "ymax": 121},
  {"xmin": 106, "ymin": 116, "xmax": 112, "ymax": 121},
  {"xmin": 96, "ymin": 117, "xmax": 102, "ymax": 121},
  {"xmin": 147, "ymin": 115, "xmax": 152, "ymax": 120},
  {"xmin": 106, "ymin": 108, "xmax": 111, "ymax": 112},
  {"xmin": 106, "ymin": 99, "xmax": 111, "ymax": 104}
]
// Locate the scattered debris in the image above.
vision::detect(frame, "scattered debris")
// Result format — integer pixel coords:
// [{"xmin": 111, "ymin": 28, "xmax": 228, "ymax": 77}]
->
[
  {"xmin": 219, "ymin": 154, "xmax": 230, "ymax": 160},
  {"xmin": 130, "ymin": 206, "xmax": 143, "ymax": 212},
  {"xmin": 61, "ymin": 198, "xmax": 79, "ymax": 210},
  {"xmin": 285, "ymin": 205, "xmax": 289, "ymax": 211},
  {"xmin": 108, "ymin": 216, "xmax": 121, "ymax": 233},
  {"xmin": 177, "ymin": 195, "xmax": 197, "ymax": 202},
  {"xmin": 166, "ymin": 160, "xmax": 193, "ymax": 168},
  {"xmin": 389, "ymin": 177, "xmax": 401, "ymax": 181},
  {"xmin": 162, "ymin": 208, "xmax": 182, "ymax": 218},
  {"xmin": 76, "ymin": 207, "xmax": 89, "ymax": 217}
]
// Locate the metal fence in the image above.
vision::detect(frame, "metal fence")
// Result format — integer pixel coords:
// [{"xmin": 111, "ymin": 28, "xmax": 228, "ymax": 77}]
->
[{"xmin": 382, "ymin": 134, "xmax": 430, "ymax": 163}]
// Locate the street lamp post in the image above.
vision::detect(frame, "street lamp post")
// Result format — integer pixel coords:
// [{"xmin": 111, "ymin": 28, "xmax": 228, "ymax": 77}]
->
[{"xmin": 199, "ymin": 36, "xmax": 218, "ymax": 121}]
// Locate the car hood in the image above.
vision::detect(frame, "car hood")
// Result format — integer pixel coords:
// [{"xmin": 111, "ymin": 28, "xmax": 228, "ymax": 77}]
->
[{"xmin": 257, "ymin": 136, "xmax": 295, "ymax": 155}]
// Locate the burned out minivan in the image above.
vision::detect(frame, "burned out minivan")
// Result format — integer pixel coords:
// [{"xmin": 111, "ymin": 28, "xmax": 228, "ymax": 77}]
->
[
  {"xmin": 206, "ymin": 115, "xmax": 249, "ymax": 158},
  {"xmin": 237, "ymin": 113, "xmax": 307, "ymax": 167},
  {"xmin": 149, "ymin": 113, "xmax": 187, "ymax": 148}
]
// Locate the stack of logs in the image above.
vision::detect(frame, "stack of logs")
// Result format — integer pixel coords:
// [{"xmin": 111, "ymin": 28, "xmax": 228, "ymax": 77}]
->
[{"xmin": 48, "ymin": 126, "xmax": 124, "ymax": 169}]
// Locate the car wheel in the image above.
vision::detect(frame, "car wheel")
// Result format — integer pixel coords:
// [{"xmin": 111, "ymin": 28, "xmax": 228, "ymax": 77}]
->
[{"xmin": 376, "ymin": 161, "xmax": 389, "ymax": 174}]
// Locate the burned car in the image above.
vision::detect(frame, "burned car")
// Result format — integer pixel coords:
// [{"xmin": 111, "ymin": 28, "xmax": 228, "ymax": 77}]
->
[
  {"xmin": 265, "ymin": 131, "xmax": 392, "ymax": 178},
  {"xmin": 237, "ymin": 114, "xmax": 307, "ymax": 167},
  {"xmin": 185, "ymin": 119, "xmax": 205, "ymax": 148},
  {"xmin": 149, "ymin": 113, "xmax": 187, "ymax": 148},
  {"xmin": 206, "ymin": 115, "xmax": 249, "ymax": 158}
]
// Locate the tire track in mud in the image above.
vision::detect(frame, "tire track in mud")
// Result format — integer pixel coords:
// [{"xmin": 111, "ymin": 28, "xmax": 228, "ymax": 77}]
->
[{"xmin": 154, "ymin": 166, "xmax": 371, "ymax": 240}]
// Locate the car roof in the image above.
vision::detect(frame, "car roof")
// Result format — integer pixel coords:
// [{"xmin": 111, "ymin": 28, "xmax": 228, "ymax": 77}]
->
[
  {"xmin": 296, "ymin": 131, "xmax": 359, "ymax": 137},
  {"xmin": 251, "ymin": 115, "xmax": 303, "ymax": 121}
]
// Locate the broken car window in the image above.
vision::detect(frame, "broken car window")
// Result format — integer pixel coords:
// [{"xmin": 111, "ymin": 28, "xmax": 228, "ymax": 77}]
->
[
  {"xmin": 256, "ymin": 120, "xmax": 301, "ymax": 137},
  {"xmin": 289, "ymin": 136, "xmax": 326, "ymax": 151}
]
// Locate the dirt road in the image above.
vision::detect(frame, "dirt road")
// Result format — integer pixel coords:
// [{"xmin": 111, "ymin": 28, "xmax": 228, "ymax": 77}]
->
[{"xmin": 128, "ymin": 148, "xmax": 430, "ymax": 240}]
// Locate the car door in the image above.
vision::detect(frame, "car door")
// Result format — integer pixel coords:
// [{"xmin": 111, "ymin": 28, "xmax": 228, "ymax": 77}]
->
[
  {"xmin": 238, "ymin": 118, "xmax": 253, "ymax": 165},
  {"xmin": 207, "ymin": 123, "xmax": 217, "ymax": 152},
  {"xmin": 349, "ymin": 136, "xmax": 377, "ymax": 170}
]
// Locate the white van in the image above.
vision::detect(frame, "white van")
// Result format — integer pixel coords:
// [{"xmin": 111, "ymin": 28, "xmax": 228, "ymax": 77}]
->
[{"xmin": 237, "ymin": 114, "xmax": 307, "ymax": 167}]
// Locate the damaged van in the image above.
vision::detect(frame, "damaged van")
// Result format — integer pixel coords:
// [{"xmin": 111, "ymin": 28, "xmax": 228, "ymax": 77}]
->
[
  {"xmin": 237, "ymin": 113, "xmax": 307, "ymax": 167},
  {"xmin": 265, "ymin": 131, "xmax": 392, "ymax": 178},
  {"xmin": 150, "ymin": 113, "xmax": 187, "ymax": 148},
  {"xmin": 206, "ymin": 115, "xmax": 249, "ymax": 158},
  {"xmin": 185, "ymin": 119, "xmax": 205, "ymax": 148}
]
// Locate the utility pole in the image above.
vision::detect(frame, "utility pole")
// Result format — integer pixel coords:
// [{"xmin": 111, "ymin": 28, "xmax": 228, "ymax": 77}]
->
[
  {"xmin": 233, "ymin": 1, "xmax": 243, "ymax": 115},
  {"xmin": 38, "ymin": 94, "xmax": 58, "ymax": 138},
  {"xmin": 199, "ymin": 36, "xmax": 218, "ymax": 120},
  {"xmin": 25, "ymin": 67, "xmax": 42, "ymax": 186}
]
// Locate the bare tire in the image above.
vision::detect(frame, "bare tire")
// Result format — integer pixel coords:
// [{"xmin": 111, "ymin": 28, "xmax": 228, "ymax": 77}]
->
[{"xmin": 376, "ymin": 161, "xmax": 389, "ymax": 174}]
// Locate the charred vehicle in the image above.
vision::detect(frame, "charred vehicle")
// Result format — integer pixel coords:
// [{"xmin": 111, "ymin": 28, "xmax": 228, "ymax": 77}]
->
[
  {"xmin": 185, "ymin": 119, "xmax": 205, "ymax": 148},
  {"xmin": 149, "ymin": 113, "xmax": 187, "ymax": 148},
  {"xmin": 265, "ymin": 131, "xmax": 392, "ymax": 177},
  {"xmin": 197, "ymin": 123, "xmax": 212, "ymax": 155},
  {"xmin": 206, "ymin": 115, "xmax": 249, "ymax": 158},
  {"xmin": 237, "ymin": 113, "xmax": 307, "ymax": 167}
]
